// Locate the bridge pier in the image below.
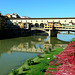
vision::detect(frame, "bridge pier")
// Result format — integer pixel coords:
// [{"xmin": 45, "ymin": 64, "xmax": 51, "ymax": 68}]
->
[
  {"xmin": 49, "ymin": 30, "xmax": 57, "ymax": 37},
  {"xmin": 66, "ymin": 31, "xmax": 70, "ymax": 34}
]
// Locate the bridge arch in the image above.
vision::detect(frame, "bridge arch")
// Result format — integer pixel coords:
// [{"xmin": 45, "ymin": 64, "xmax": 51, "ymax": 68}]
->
[
  {"xmin": 30, "ymin": 23, "xmax": 34, "ymax": 28},
  {"xmin": 40, "ymin": 23, "xmax": 44, "ymax": 28},
  {"xmin": 35, "ymin": 23, "xmax": 39, "ymax": 28},
  {"xmin": 31, "ymin": 29, "xmax": 49, "ymax": 36}
]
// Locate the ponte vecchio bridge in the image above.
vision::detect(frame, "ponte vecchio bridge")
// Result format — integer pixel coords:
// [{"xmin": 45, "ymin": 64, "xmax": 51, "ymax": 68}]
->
[{"xmin": 6, "ymin": 17, "xmax": 75, "ymax": 37}]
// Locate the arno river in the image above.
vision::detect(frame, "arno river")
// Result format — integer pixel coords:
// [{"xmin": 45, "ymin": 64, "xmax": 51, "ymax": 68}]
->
[{"xmin": 0, "ymin": 32, "xmax": 75, "ymax": 75}]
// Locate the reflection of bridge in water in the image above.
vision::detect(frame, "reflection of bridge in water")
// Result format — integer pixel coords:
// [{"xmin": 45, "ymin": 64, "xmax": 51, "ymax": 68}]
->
[
  {"xmin": 10, "ymin": 37, "xmax": 68, "ymax": 53},
  {"xmin": 0, "ymin": 35, "xmax": 69, "ymax": 55},
  {"xmin": 10, "ymin": 43, "xmax": 67, "ymax": 53}
]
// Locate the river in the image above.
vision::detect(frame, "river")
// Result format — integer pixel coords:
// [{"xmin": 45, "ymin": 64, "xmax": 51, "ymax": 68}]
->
[{"xmin": 0, "ymin": 32, "xmax": 75, "ymax": 75}]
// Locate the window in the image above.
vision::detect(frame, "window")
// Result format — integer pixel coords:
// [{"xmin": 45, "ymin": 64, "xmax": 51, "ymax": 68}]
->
[
  {"xmin": 41, "ymin": 20, "xmax": 43, "ymax": 22},
  {"xmin": 64, "ymin": 20, "xmax": 66, "ymax": 22}
]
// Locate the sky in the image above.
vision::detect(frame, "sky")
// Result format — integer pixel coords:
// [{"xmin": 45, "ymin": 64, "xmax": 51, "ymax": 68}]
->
[{"xmin": 0, "ymin": 0, "xmax": 75, "ymax": 18}]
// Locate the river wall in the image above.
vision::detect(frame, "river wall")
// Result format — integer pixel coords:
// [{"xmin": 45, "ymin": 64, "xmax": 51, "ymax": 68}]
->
[{"xmin": 0, "ymin": 29, "xmax": 31, "ymax": 39}]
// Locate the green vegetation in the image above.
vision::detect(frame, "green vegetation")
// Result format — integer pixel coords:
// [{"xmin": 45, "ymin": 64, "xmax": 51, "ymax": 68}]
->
[
  {"xmin": 72, "ymin": 38, "xmax": 75, "ymax": 42},
  {"xmin": 26, "ymin": 58, "xmax": 34, "ymax": 66},
  {"xmin": 11, "ymin": 69, "xmax": 19, "ymax": 75},
  {"xmin": 8, "ymin": 48, "xmax": 64, "ymax": 75}
]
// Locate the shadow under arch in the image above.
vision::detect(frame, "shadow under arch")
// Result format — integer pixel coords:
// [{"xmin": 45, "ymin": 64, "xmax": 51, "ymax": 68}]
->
[{"xmin": 31, "ymin": 30, "xmax": 48, "ymax": 36}]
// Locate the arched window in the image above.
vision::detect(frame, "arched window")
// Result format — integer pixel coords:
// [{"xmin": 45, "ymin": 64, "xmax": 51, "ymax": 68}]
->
[
  {"xmin": 30, "ymin": 23, "xmax": 34, "ymax": 28},
  {"xmin": 64, "ymin": 20, "xmax": 66, "ymax": 22},
  {"xmin": 40, "ymin": 23, "xmax": 44, "ymax": 28},
  {"xmin": 31, "ymin": 20, "xmax": 32, "ymax": 22},
  {"xmin": 36, "ymin": 20, "xmax": 38, "ymax": 22},
  {"xmin": 71, "ymin": 20, "xmax": 72, "ymax": 22},
  {"xmin": 41, "ymin": 20, "xmax": 43, "ymax": 22},
  {"xmin": 35, "ymin": 23, "xmax": 39, "ymax": 28}
]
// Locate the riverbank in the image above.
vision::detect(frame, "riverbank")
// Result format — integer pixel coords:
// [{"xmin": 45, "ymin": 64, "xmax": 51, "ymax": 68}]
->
[
  {"xmin": 72, "ymin": 38, "xmax": 75, "ymax": 42},
  {"xmin": 8, "ymin": 48, "xmax": 64, "ymax": 75}
]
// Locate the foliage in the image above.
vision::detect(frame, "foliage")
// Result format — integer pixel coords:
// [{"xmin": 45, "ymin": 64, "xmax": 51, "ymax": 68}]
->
[
  {"xmin": 26, "ymin": 58, "xmax": 34, "ymax": 66},
  {"xmin": 40, "ymin": 68, "xmax": 46, "ymax": 72},
  {"xmin": 44, "ymin": 50, "xmax": 48, "ymax": 54},
  {"xmin": 45, "ymin": 41, "xmax": 75, "ymax": 75},
  {"xmin": 72, "ymin": 38, "xmax": 75, "ymax": 42},
  {"xmin": 38, "ymin": 54, "xmax": 44, "ymax": 58},
  {"xmin": 12, "ymin": 69, "xmax": 19, "ymax": 75},
  {"xmin": 22, "ymin": 67, "xmax": 26, "ymax": 71}
]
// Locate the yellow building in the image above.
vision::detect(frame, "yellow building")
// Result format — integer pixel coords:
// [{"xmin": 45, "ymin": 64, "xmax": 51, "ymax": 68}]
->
[
  {"xmin": 65, "ymin": 22, "xmax": 75, "ymax": 29},
  {"xmin": 18, "ymin": 22, "xmax": 30, "ymax": 29},
  {"xmin": 54, "ymin": 22, "xmax": 60, "ymax": 27},
  {"xmin": 66, "ymin": 24, "xmax": 75, "ymax": 29},
  {"xmin": 44, "ymin": 22, "xmax": 61, "ymax": 30},
  {"xmin": 44, "ymin": 22, "xmax": 66, "ymax": 30},
  {"xmin": 44, "ymin": 22, "xmax": 53, "ymax": 30},
  {"xmin": 18, "ymin": 22, "xmax": 25, "ymax": 28},
  {"xmin": 54, "ymin": 22, "xmax": 61, "ymax": 30},
  {"xmin": 6, "ymin": 14, "xmax": 11, "ymax": 18}
]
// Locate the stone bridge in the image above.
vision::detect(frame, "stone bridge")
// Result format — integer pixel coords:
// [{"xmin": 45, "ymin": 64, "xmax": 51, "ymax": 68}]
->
[{"xmin": 6, "ymin": 18, "xmax": 75, "ymax": 37}]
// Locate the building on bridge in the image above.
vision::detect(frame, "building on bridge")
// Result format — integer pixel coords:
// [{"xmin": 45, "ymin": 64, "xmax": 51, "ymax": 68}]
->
[
  {"xmin": 6, "ymin": 17, "xmax": 75, "ymax": 29},
  {"xmin": 5, "ymin": 17, "xmax": 75, "ymax": 36}
]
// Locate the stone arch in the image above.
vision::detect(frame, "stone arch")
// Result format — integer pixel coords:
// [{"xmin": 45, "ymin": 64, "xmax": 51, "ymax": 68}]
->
[
  {"xmin": 40, "ymin": 23, "xmax": 44, "ymax": 28},
  {"xmin": 35, "ymin": 23, "xmax": 39, "ymax": 28},
  {"xmin": 30, "ymin": 23, "xmax": 34, "ymax": 28}
]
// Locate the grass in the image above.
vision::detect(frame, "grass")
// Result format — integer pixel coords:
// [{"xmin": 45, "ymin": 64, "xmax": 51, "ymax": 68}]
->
[
  {"xmin": 72, "ymin": 38, "xmax": 75, "ymax": 42},
  {"xmin": 8, "ymin": 48, "xmax": 64, "ymax": 75}
]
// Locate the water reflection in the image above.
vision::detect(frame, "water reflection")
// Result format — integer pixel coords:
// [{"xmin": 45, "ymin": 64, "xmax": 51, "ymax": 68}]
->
[{"xmin": 0, "ymin": 34, "xmax": 70, "ymax": 55}]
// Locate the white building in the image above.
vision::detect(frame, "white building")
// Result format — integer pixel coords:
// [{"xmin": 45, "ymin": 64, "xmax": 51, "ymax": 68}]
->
[
  {"xmin": 11, "ymin": 13, "xmax": 20, "ymax": 18},
  {"xmin": 20, "ymin": 16, "xmax": 30, "ymax": 18}
]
